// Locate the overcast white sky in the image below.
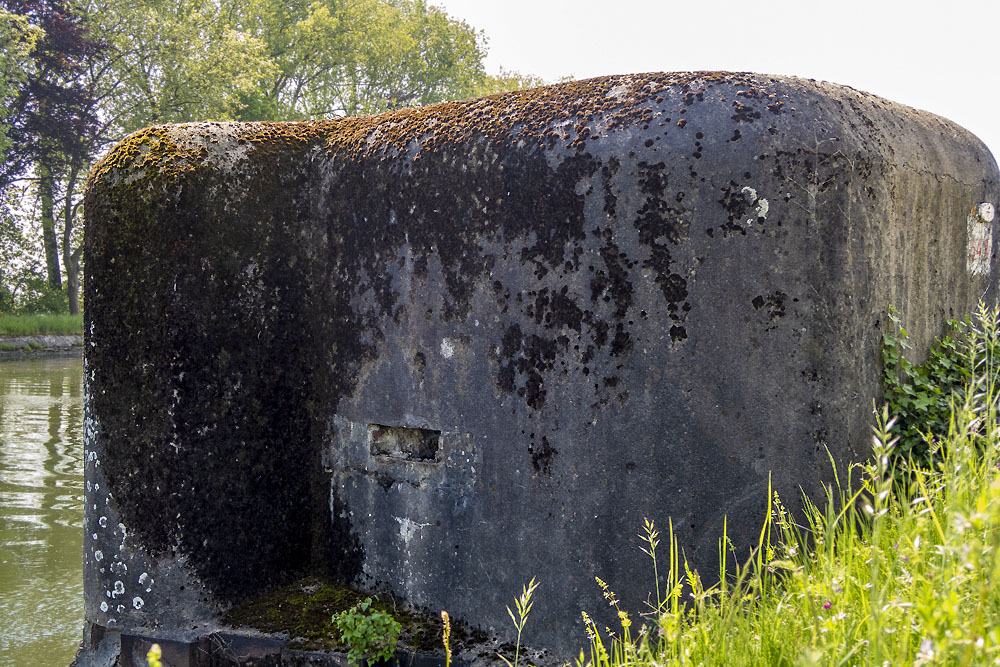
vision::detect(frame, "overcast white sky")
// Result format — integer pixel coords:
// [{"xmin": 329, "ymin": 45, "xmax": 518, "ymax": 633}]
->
[{"xmin": 432, "ymin": 0, "xmax": 1000, "ymax": 163}]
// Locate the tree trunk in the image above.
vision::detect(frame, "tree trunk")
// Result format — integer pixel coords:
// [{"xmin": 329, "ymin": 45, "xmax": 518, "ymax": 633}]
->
[
  {"xmin": 65, "ymin": 246, "xmax": 81, "ymax": 315},
  {"xmin": 62, "ymin": 163, "xmax": 81, "ymax": 315},
  {"xmin": 38, "ymin": 160, "xmax": 62, "ymax": 290}
]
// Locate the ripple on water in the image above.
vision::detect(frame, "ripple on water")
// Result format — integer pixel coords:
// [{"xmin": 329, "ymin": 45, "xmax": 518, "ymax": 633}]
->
[{"xmin": 0, "ymin": 357, "xmax": 85, "ymax": 667}]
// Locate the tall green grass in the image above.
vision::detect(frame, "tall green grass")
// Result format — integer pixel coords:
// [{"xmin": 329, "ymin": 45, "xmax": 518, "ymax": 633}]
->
[
  {"xmin": 0, "ymin": 314, "xmax": 83, "ymax": 336},
  {"xmin": 571, "ymin": 303, "xmax": 1000, "ymax": 666}
]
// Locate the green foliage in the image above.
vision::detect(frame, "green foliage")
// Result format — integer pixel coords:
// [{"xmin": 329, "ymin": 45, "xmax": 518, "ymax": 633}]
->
[
  {"xmin": 88, "ymin": 0, "xmax": 277, "ymax": 132},
  {"xmin": 0, "ymin": 200, "xmax": 71, "ymax": 314},
  {"xmin": 13, "ymin": 280, "xmax": 68, "ymax": 314},
  {"xmin": 469, "ymin": 68, "xmax": 548, "ymax": 98},
  {"xmin": 881, "ymin": 306, "xmax": 996, "ymax": 467},
  {"xmin": 574, "ymin": 303, "xmax": 1000, "ymax": 666},
  {"xmin": 0, "ymin": 170, "xmax": 38, "ymax": 313},
  {"xmin": 80, "ymin": 0, "xmax": 530, "ymax": 132},
  {"xmin": 0, "ymin": 7, "xmax": 41, "ymax": 165},
  {"xmin": 226, "ymin": 0, "xmax": 499, "ymax": 119},
  {"xmin": 332, "ymin": 597, "xmax": 402, "ymax": 666}
]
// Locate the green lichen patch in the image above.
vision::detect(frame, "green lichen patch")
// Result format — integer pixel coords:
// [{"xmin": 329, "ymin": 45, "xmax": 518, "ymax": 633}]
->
[{"xmin": 223, "ymin": 577, "xmax": 484, "ymax": 655}]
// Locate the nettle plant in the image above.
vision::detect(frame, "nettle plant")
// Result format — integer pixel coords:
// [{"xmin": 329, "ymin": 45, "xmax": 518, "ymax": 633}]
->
[
  {"xmin": 332, "ymin": 597, "xmax": 402, "ymax": 666},
  {"xmin": 881, "ymin": 303, "xmax": 1000, "ymax": 468}
]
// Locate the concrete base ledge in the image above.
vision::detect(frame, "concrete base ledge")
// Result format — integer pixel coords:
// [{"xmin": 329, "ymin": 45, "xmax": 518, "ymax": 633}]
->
[
  {"xmin": 73, "ymin": 623, "xmax": 478, "ymax": 667},
  {"xmin": 0, "ymin": 334, "xmax": 82, "ymax": 359}
]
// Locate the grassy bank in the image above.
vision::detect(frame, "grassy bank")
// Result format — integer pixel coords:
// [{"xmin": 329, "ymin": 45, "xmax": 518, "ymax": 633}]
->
[
  {"xmin": 0, "ymin": 314, "xmax": 83, "ymax": 336},
  {"xmin": 545, "ymin": 304, "xmax": 1000, "ymax": 666}
]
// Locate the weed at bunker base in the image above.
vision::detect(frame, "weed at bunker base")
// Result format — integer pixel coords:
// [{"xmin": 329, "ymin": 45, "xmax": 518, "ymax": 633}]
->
[{"xmin": 333, "ymin": 596, "xmax": 402, "ymax": 666}]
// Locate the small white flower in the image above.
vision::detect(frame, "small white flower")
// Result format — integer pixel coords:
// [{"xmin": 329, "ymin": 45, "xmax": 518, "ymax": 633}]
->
[{"xmin": 916, "ymin": 638, "xmax": 935, "ymax": 664}]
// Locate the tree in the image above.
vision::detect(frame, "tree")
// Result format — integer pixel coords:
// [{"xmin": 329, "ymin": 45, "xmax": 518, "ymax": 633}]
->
[
  {"xmin": 0, "ymin": 9, "xmax": 40, "ymax": 312},
  {"xmin": 470, "ymin": 67, "xmax": 548, "ymax": 98},
  {"xmin": 84, "ymin": 0, "xmax": 275, "ymax": 134},
  {"xmin": 341, "ymin": 0, "xmax": 488, "ymax": 115},
  {"xmin": 0, "ymin": 192, "xmax": 28, "ymax": 312},
  {"xmin": 0, "ymin": 7, "xmax": 41, "ymax": 175},
  {"xmin": 1, "ymin": 0, "xmax": 101, "ymax": 314},
  {"xmin": 1, "ymin": 0, "xmax": 101, "ymax": 184},
  {"xmin": 0, "ymin": 184, "xmax": 58, "ymax": 314},
  {"xmin": 229, "ymin": 0, "xmax": 496, "ymax": 119}
]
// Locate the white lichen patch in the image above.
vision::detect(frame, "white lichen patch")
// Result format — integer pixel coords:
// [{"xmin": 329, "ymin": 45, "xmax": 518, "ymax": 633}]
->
[
  {"xmin": 741, "ymin": 186, "xmax": 770, "ymax": 226},
  {"xmin": 440, "ymin": 338, "xmax": 455, "ymax": 359},
  {"xmin": 605, "ymin": 84, "xmax": 629, "ymax": 100},
  {"xmin": 394, "ymin": 516, "xmax": 431, "ymax": 547}
]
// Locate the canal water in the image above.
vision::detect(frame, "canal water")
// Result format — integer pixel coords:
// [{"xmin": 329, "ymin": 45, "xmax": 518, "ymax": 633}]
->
[{"xmin": 0, "ymin": 356, "xmax": 84, "ymax": 666}]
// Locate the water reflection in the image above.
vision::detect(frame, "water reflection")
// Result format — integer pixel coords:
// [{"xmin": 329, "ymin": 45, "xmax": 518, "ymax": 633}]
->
[{"xmin": 0, "ymin": 356, "xmax": 84, "ymax": 666}]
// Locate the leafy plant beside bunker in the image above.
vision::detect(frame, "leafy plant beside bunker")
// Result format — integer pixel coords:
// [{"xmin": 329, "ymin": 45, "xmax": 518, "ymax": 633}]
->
[{"xmin": 223, "ymin": 577, "xmax": 488, "ymax": 661}]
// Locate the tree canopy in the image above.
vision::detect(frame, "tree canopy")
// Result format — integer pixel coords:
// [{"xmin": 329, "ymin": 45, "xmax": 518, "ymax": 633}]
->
[
  {"xmin": 0, "ymin": 0, "xmax": 547, "ymax": 314},
  {"xmin": 0, "ymin": 7, "xmax": 41, "ymax": 174},
  {"xmin": 1, "ymin": 0, "xmax": 98, "ymax": 189}
]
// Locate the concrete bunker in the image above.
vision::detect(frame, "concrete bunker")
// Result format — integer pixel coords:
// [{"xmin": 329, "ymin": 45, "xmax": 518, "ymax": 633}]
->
[{"xmin": 79, "ymin": 72, "xmax": 997, "ymax": 663}]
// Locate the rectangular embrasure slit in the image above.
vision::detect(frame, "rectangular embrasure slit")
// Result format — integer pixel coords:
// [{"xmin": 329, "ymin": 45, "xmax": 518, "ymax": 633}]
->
[{"xmin": 368, "ymin": 424, "xmax": 441, "ymax": 462}]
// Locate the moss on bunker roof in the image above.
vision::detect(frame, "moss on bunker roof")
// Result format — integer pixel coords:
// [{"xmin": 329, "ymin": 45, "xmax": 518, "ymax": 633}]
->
[
  {"xmin": 90, "ymin": 126, "xmax": 204, "ymax": 182},
  {"xmin": 321, "ymin": 71, "xmax": 772, "ymax": 157},
  {"xmin": 91, "ymin": 71, "xmax": 789, "ymax": 184},
  {"xmin": 89, "ymin": 68, "xmax": 977, "ymax": 191}
]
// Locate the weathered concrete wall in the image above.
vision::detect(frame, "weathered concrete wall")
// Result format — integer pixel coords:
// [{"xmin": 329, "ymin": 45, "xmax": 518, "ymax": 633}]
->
[{"xmin": 79, "ymin": 72, "xmax": 998, "ymax": 661}]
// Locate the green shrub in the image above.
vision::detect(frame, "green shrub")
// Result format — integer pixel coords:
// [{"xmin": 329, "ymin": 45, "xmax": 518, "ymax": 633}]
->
[
  {"xmin": 881, "ymin": 305, "xmax": 999, "ymax": 468},
  {"xmin": 332, "ymin": 597, "xmax": 401, "ymax": 666},
  {"xmin": 12, "ymin": 279, "xmax": 68, "ymax": 315}
]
